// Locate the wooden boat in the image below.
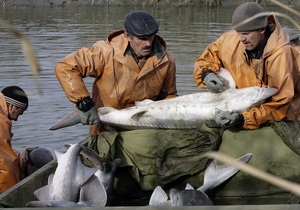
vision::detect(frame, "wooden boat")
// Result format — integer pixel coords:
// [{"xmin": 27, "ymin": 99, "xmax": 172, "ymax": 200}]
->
[
  {"xmin": 0, "ymin": 124, "xmax": 299, "ymax": 209},
  {"xmin": 0, "ymin": 160, "xmax": 57, "ymax": 208},
  {"xmin": 0, "ymin": 160, "xmax": 299, "ymax": 210},
  {"xmin": 0, "ymin": 161, "xmax": 299, "ymax": 210}
]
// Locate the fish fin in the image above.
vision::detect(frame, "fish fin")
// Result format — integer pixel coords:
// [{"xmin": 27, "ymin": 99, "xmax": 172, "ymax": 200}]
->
[
  {"xmin": 34, "ymin": 173, "xmax": 55, "ymax": 201},
  {"xmin": 218, "ymin": 67, "xmax": 236, "ymax": 90},
  {"xmin": 54, "ymin": 150, "xmax": 63, "ymax": 163},
  {"xmin": 169, "ymin": 188, "xmax": 213, "ymax": 206},
  {"xmin": 33, "ymin": 172, "xmax": 54, "ymax": 201},
  {"xmin": 49, "ymin": 108, "xmax": 81, "ymax": 130},
  {"xmin": 149, "ymin": 186, "xmax": 170, "ymax": 206},
  {"xmin": 76, "ymin": 158, "xmax": 98, "ymax": 186},
  {"xmin": 34, "ymin": 184, "xmax": 52, "ymax": 201},
  {"xmin": 135, "ymin": 99, "xmax": 155, "ymax": 106},
  {"xmin": 26, "ymin": 201, "xmax": 53, "ymax": 207},
  {"xmin": 131, "ymin": 111, "xmax": 147, "ymax": 121},
  {"xmin": 94, "ymin": 158, "xmax": 121, "ymax": 205},
  {"xmin": 48, "ymin": 173, "xmax": 54, "ymax": 184},
  {"xmin": 79, "ymin": 146, "xmax": 103, "ymax": 171},
  {"xmin": 79, "ymin": 175, "xmax": 107, "ymax": 207},
  {"xmin": 95, "ymin": 158, "xmax": 121, "ymax": 187},
  {"xmin": 198, "ymin": 153, "xmax": 253, "ymax": 193},
  {"xmin": 26, "ymin": 200, "xmax": 87, "ymax": 207},
  {"xmin": 185, "ymin": 183, "xmax": 194, "ymax": 190},
  {"xmin": 97, "ymin": 107, "xmax": 117, "ymax": 115}
]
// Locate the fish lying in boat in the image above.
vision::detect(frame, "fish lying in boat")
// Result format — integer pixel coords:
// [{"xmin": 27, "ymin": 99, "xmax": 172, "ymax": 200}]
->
[
  {"xmin": 26, "ymin": 144, "xmax": 120, "ymax": 207},
  {"xmin": 49, "ymin": 68, "xmax": 277, "ymax": 130},
  {"xmin": 149, "ymin": 153, "xmax": 253, "ymax": 206}
]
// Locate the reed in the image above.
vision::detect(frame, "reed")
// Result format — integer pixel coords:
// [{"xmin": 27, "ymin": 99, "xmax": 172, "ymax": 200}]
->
[{"xmin": 0, "ymin": 19, "xmax": 42, "ymax": 95}]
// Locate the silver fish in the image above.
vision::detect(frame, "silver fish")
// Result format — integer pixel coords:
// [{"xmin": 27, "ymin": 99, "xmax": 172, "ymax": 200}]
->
[
  {"xmin": 26, "ymin": 144, "xmax": 107, "ymax": 207},
  {"xmin": 49, "ymin": 68, "xmax": 277, "ymax": 130},
  {"xmin": 149, "ymin": 153, "xmax": 253, "ymax": 206},
  {"xmin": 64, "ymin": 143, "xmax": 121, "ymax": 203}
]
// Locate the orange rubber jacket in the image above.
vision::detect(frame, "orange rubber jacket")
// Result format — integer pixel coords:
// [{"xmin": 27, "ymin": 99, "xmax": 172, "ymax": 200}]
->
[
  {"xmin": 194, "ymin": 16, "xmax": 300, "ymax": 130},
  {"xmin": 55, "ymin": 30, "xmax": 177, "ymax": 134},
  {"xmin": 0, "ymin": 93, "xmax": 20, "ymax": 192}
]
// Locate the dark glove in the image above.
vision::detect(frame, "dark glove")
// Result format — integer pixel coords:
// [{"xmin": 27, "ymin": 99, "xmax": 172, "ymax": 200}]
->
[
  {"xmin": 77, "ymin": 98, "xmax": 100, "ymax": 126},
  {"xmin": 215, "ymin": 108, "xmax": 244, "ymax": 129},
  {"xmin": 203, "ymin": 70, "xmax": 226, "ymax": 93}
]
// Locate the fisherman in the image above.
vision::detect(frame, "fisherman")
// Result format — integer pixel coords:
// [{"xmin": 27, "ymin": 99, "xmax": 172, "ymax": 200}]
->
[
  {"xmin": 283, "ymin": 27, "xmax": 300, "ymax": 51},
  {"xmin": 0, "ymin": 86, "xmax": 53, "ymax": 193},
  {"xmin": 194, "ymin": 2, "xmax": 300, "ymax": 130},
  {"xmin": 19, "ymin": 147, "xmax": 54, "ymax": 180},
  {"xmin": 54, "ymin": 10, "xmax": 177, "ymax": 135}
]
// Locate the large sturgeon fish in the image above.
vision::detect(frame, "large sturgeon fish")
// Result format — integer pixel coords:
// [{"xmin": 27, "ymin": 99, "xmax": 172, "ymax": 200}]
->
[{"xmin": 49, "ymin": 68, "xmax": 277, "ymax": 130}]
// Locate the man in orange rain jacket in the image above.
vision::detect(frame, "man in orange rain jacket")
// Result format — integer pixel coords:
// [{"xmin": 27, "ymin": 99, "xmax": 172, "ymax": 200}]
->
[
  {"xmin": 194, "ymin": 2, "xmax": 300, "ymax": 130},
  {"xmin": 0, "ymin": 86, "xmax": 53, "ymax": 193},
  {"xmin": 0, "ymin": 86, "xmax": 29, "ymax": 192},
  {"xmin": 55, "ymin": 11, "xmax": 177, "ymax": 135}
]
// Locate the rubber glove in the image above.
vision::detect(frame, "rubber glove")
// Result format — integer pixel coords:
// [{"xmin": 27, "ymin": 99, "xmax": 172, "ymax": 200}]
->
[
  {"xmin": 77, "ymin": 98, "xmax": 100, "ymax": 126},
  {"xmin": 79, "ymin": 106, "xmax": 100, "ymax": 125},
  {"xmin": 203, "ymin": 71, "xmax": 226, "ymax": 93},
  {"xmin": 215, "ymin": 108, "xmax": 244, "ymax": 129}
]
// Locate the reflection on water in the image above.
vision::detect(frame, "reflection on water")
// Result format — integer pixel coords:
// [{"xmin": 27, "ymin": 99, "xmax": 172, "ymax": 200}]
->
[{"xmin": 0, "ymin": 5, "xmax": 291, "ymax": 152}]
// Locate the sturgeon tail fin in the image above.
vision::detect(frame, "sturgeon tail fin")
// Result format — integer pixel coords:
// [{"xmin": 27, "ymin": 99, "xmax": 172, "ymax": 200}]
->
[
  {"xmin": 149, "ymin": 186, "xmax": 172, "ymax": 206},
  {"xmin": 198, "ymin": 153, "xmax": 253, "ymax": 193}
]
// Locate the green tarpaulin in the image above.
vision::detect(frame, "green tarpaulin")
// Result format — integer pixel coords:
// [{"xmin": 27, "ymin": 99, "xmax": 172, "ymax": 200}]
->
[{"xmin": 83, "ymin": 121, "xmax": 300, "ymax": 205}]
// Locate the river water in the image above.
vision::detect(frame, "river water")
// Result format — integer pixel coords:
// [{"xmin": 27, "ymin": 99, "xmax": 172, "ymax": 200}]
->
[{"xmin": 0, "ymin": 5, "xmax": 297, "ymax": 152}]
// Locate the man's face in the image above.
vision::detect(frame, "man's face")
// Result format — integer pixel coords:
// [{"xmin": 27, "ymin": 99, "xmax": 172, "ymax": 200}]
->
[
  {"xmin": 237, "ymin": 29, "xmax": 265, "ymax": 51},
  {"xmin": 8, "ymin": 104, "xmax": 25, "ymax": 121},
  {"xmin": 125, "ymin": 33, "xmax": 155, "ymax": 58}
]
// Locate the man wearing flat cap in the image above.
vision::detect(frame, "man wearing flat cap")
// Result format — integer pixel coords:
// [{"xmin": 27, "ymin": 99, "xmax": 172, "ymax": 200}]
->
[
  {"xmin": 0, "ymin": 86, "xmax": 53, "ymax": 192},
  {"xmin": 194, "ymin": 2, "xmax": 300, "ymax": 130},
  {"xmin": 55, "ymin": 10, "xmax": 177, "ymax": 135}
]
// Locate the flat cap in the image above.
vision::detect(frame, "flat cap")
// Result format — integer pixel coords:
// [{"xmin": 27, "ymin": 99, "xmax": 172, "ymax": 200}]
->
[{"xmin": 124, "ymin": 11, "xmax": 159, "ymax": 38}]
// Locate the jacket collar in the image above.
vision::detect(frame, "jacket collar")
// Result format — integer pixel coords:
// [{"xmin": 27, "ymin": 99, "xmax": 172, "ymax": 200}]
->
[
  {"xmin": 0, "ymin": 93, "xmax": 8, "ymax": 117},
  {"xmin": 263, "ymin": 15, "xmax": 290, "ymax": 58}
]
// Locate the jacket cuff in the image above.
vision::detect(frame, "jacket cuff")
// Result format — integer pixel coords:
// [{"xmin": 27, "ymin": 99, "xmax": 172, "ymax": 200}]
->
[
  {"xmin": 76, "ymin": 97, "xmax": 95, "ymax": 112},
  {"xmin": 233, "ymin": 114, "xmax": 245, "ymax": 129}
]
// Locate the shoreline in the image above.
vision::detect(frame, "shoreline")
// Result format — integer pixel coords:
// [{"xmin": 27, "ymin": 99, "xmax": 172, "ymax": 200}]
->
[{"xmin": 1, "ymin": 0, "xmax": 299, "ymax": 8}]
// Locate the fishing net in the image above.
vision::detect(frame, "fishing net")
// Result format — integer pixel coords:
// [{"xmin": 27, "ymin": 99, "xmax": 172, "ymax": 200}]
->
[
  {"xmin": 212, "ymin": 120, "xmax": 300, "ymax": 205},
  {"xmin": 84, "ymin": 124, "xmax": 222, "ymax": 191},
  {"xmin": 83, "ymin": 120, "xmax": 300, "ymax": 205}
]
